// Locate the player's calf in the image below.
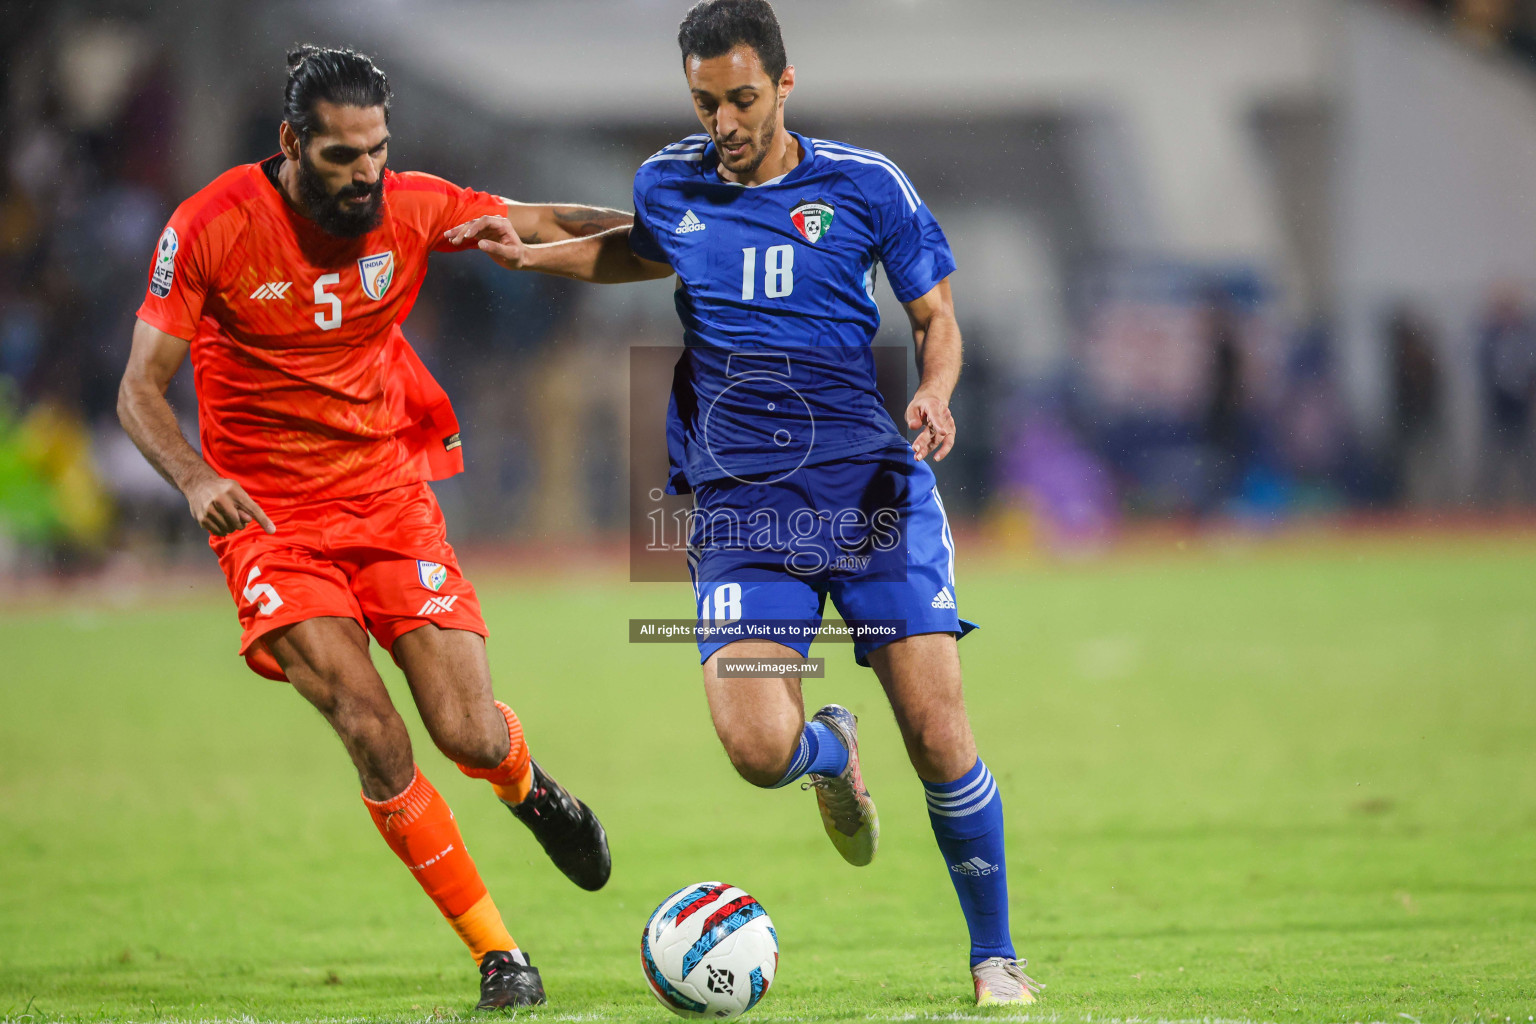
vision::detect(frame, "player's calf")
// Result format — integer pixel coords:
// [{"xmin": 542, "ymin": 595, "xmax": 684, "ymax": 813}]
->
[
  {"xmin": 267, "ymin": 617, "xmax": 416, "ymax": 797},
  {"xmin": 394, "ymin": 625, "xmax": 512, "ymax": 772},
  {"xmin": 869, "ymin": 633, "xmax": 977, "ymax": 783},
  {"xmin": 702, "ymin": 643, "xmax": 814, "ymax": 787},
  {"xmin": 335, "ymin": 704, "xmax": 417, "ymax": 799},
  {"xmin": 394, "ymin": 625, "xmax": 611, "ymax": 889}
]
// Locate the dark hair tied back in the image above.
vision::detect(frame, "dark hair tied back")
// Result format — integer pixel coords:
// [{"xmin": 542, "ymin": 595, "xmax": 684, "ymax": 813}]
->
[{"xmin": 282, "ymin": 45, "xmax": 392, "ymax": 142}]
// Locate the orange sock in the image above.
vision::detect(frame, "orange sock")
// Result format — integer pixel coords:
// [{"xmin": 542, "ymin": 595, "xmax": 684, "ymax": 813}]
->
[
  {"xmin": 458, "ymin": 700, "xmax": 534, "ymax": 804},
  {"xmin": 363, "ymin": 767, "xmax": 516, "ymax": 961}
]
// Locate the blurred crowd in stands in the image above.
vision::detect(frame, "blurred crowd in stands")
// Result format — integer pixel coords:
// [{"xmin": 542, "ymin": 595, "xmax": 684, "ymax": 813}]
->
[
  {"xmin": 1390, "ymin": 0, "xmax": 1536, "ymax": 64},
  {"xmin": 2, "ymin": 5, "xmax": 1536, "ymax": 574},
  {"xmin": 0, "ymin": 17, "xmax": 181, "ymax": 569}
]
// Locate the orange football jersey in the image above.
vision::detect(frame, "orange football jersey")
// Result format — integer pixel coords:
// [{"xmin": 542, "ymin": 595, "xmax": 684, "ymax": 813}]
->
[{"xmin": 136, "ymin": 158, "xmax": 504, "ymax": 505}]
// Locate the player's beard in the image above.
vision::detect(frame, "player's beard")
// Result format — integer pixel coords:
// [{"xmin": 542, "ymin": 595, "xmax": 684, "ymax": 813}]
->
[
  {"xmin": 717, "ymin": 105, "xmax": 780, "ymax": 178},
  {"xmin": 297, "ymin": 152, "xmax": 385, "ymax": 238}
]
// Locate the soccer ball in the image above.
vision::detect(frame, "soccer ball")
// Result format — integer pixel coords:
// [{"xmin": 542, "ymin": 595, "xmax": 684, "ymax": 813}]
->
[{"xmin": 641, "ymin": 881, "xmax": 778, "ymax": 1019}]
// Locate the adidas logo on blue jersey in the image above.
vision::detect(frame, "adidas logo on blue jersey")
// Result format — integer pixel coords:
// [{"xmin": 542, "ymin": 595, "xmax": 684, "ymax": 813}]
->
[
  {"xmin": 675, "ymin": 209, "xmax": 706, "ymax": 234},
  {"xmin": 931, "ymin": 586, "xmax": 956, "ymax": 610}
]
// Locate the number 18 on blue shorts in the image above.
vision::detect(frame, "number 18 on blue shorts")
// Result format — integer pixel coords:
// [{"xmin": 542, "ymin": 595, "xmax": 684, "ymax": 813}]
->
[{"xmin": 686, "ymin": 446, "xmax": 979, "ymax": 667}]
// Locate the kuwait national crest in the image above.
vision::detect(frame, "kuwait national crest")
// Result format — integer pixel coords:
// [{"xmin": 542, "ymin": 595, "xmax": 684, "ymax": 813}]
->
[
  {"xmin": 358, "ymin": 250, "xmax": 395, "ymax": 301},
  {"xmin": 417, "ymin": 560, "xmax": 448, "ymax": 591},
  {"xmin": 790, "ymin": 199, "xmax": 834, "ymax": 244}
]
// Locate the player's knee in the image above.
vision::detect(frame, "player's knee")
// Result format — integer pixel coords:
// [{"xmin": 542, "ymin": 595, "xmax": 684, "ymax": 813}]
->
[
  {"xmin": 297, "ymin": 665, "xmax": 403, "ymax": 745},
  {"xmin": 730, "ymin": 752, "xmax": 791, "ymax": 789},
  {"xmin": 904, "ymin": 715, "xmax": 973, "ymax": 780},
  {"xmin": 340, "ymin": 696, "xmax": 407, "ymax": 747},
  {"xmin": 433, "ymin": 716, "xmax": 510, "ymax": 770},
  {"xmin": 722, "ymin": 732, "xmax": 797, "ymax": 788}
]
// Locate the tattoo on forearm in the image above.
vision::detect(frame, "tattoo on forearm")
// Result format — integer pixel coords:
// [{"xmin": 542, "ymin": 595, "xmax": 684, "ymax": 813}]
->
[{"xmin": 553, "ymin": 206, "xmax": 632, "ymax": 236}]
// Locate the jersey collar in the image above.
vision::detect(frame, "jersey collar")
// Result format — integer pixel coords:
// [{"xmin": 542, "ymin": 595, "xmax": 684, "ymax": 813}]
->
[
  {"xmin": 252, "ymin": 155, "xmax": 320, "ymax": 236},
  {"xmin": 702, "ymin": 131, "xmax": 816, "ymax": 188}
]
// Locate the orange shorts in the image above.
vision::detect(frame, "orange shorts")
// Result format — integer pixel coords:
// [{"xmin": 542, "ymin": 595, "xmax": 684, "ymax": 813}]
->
[{"xmin": 209, "ymin": 482, "xmax": 487, "ymax": 681}]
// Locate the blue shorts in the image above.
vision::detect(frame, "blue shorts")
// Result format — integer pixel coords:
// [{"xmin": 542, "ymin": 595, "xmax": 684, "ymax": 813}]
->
[{"xmin": 687, "ymin": 446, "xmax": 978, "ymax": 667}]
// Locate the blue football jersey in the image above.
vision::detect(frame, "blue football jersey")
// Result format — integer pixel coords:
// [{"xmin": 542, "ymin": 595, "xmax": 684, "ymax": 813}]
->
[{"xmin": 630, "ymin": 131, "xmax": 956, "ymax": 494}]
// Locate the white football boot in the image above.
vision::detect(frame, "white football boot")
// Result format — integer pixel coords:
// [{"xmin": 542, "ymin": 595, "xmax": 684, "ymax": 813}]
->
[
  {"xmin": 972, "ymin": 957, "xmax": 1042, "ymax": 1005},
  {"xmin": 802, "ymin": 704, "xmax": 879, "ymax": 866}
]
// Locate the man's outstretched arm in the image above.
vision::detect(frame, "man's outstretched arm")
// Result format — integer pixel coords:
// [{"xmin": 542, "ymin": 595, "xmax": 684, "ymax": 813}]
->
[
  {"xmin": 444, "ymin": 215, "xmax": 673, "ymax": 284},
  {"xmin": 499, "ymin": 201, "xmax": 633, "ymax": 244},
  {"xmin": 117, "ymin": 318, "xmax": 275, "ymax": 536},
  {"xmin": 901, "ymin": 277, "xmax": 962, "ymax": 463}
]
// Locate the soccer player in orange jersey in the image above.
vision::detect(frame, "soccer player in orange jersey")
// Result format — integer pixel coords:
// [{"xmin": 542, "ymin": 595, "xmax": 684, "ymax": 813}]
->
[{"xmin": 117, "ymin": 46, "xmax": 621, "ymax": 1009}]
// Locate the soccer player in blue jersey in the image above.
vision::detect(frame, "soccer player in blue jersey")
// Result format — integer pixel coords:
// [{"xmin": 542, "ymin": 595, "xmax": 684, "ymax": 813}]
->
[{"xmin": 444, "ymin": 0, "xmax": 1038, "ymax": 1004}]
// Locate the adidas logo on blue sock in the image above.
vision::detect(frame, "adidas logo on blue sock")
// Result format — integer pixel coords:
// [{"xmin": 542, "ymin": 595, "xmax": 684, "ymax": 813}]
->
[{"xmin": 950, "ymin": 855, "xmax": 1000, "ymax": 877}]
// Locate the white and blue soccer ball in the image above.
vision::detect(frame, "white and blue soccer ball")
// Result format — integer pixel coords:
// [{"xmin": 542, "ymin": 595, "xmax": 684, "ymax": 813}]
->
[{"xmin": 641, "ymin": 881, "xmax": 778, "ymax": 1019}]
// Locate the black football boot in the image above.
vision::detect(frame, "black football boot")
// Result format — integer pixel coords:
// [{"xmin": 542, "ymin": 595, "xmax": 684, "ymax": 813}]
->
[
  {"xmin": 508, "ymin": 759, "xmax": 611, "ymax": 891},
  {"xmin": 476, "ymin": 950, "xmax": 546, "ymax": 1009}
]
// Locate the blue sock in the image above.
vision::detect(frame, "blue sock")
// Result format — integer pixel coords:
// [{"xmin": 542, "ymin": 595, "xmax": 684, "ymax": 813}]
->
[
  {"xmin": 924, "ymin": 759, "xmax": 1014, "ymax": 965},
  {"xmin": 769, "ymin": 721, "xmax": 849, "ymax": 788}
]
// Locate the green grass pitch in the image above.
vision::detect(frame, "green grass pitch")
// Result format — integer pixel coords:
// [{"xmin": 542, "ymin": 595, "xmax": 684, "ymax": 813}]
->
[{"xmin": 2, "ymin": 535, "xmax": 1534, "ymax": 1023}]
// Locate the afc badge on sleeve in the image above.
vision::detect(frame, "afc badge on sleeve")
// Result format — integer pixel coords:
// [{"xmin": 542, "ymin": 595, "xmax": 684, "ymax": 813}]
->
[{"xmin": 150, "ymin": 226, "xmax": 178, "ymax": 297}]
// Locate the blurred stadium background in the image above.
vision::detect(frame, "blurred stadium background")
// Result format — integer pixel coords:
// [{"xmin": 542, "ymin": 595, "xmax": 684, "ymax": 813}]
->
[
  {"xmin": 4, "ymin": 3, "xmax": 1536, "ymax": 1020},
  {"xmin": 3, "ymin": 0, "xmax": 1536, "ymax": 567}
]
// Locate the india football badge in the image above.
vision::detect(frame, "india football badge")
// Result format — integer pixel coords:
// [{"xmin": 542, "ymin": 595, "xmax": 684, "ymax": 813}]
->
[
  {"xmin": 789, "ymin": 200, "xmax": 834, "ymax": 244},
  {"xmin": 358, "ymin": 250, "xmax": 395, "ymax": 301},
  {"xmin": 417, "ymin": 560, "xmax": 448, "ymax": 591}
]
